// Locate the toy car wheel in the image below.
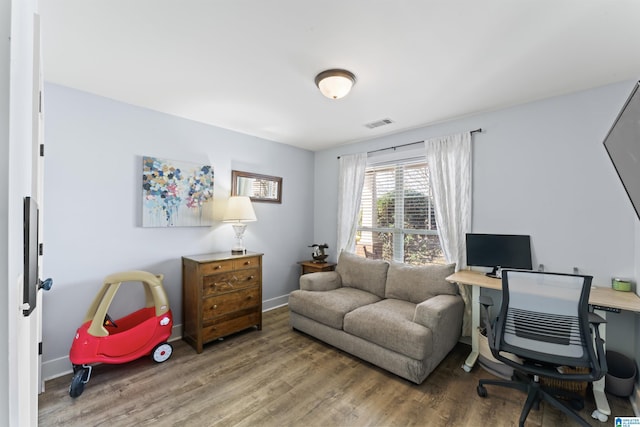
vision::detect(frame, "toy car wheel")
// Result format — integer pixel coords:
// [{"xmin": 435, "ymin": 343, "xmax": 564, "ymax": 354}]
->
[
  {"xmin": 152, "ymin": 342, "xmax": 173, "ymax": 363},
  {"xmin": 69, "ymin": 368, "xmax": 88, "ymax": 398}
]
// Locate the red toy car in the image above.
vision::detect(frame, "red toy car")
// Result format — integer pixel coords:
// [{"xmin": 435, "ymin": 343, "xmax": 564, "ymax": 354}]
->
[{"xmin": 68, "ymin": 271, "xmax": 174, "ymax": 397}]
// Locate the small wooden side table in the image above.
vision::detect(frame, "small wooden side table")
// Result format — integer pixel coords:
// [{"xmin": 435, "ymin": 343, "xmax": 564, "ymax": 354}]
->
[{"xmin": 298, "ymin": 261, "xmax": 337, "ymax": 275}]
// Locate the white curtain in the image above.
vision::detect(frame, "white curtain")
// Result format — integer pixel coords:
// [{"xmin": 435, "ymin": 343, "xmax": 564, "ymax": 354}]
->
[
  {"xmin": 425, "ymin": 132, "xmax": 473, "ymax": 336},
  {"xmin": 336, "ymin": 153, "xmax": 367, "ymax": 253}
]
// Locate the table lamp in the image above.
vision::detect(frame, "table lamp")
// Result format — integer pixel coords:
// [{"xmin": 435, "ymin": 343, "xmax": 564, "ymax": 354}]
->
[{"xmin": 222, "ymin": 196, "xmax": 257, "ymax": 254}]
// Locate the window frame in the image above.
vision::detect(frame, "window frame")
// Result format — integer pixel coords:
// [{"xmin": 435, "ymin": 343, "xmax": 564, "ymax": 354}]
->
[{"xmin": 356, "ymin": 151, "xmax": 443, "ymax": 264}]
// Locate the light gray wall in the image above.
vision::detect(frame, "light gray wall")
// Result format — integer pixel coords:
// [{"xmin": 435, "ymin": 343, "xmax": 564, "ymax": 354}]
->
[
  {"xmin": 42, "ymin": 83, "xmax": 315, "ymax": 379},
  {"xmin": 1, "ymin": 0, "xmax": 11, "ymax": 419},
  {"xmin": 314, "ymin": 80, "xmax": 639, "ymax": 357}
]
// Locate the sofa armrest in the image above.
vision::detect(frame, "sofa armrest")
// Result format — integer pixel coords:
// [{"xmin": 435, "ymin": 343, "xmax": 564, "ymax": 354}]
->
[
  {"xmin": 299, "ymin": 271, "xmax": 342, "ymax": 291},
  {"xmin": 413, "ymin": 294, "xmax": 464, "ymax": 337}
]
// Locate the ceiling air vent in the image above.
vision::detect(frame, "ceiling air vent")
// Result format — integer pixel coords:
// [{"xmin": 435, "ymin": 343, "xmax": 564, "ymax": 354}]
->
[{"xmin": 365, "ymin": 118, "xmax": 394, "ymax": 129}]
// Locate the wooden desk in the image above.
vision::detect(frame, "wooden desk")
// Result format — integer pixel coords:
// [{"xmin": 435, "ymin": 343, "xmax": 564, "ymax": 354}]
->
[
  {"xmin": 446, "ymin": 269, "xmax": 640, "ymax": 422},
  {"xmin": 447, "ymin": 269, "xmax": 640, "ymax": 310}
]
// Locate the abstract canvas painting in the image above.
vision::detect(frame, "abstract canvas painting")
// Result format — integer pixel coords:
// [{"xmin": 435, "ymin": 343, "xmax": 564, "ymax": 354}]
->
[{"xmin": 142, "ymin": 156, "xmax": 214, "ymax": 227}]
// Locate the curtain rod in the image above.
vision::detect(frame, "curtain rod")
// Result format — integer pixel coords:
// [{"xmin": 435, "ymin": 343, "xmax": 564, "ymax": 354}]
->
[{"xmin": 337, "ymin": 128, "xmax": 482, "ymax": 159}]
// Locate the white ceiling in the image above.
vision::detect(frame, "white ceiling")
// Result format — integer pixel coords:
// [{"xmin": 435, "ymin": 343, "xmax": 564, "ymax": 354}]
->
[{"xmin": 39, "ymin": 1, "xmax": 640, "ymax": 152}]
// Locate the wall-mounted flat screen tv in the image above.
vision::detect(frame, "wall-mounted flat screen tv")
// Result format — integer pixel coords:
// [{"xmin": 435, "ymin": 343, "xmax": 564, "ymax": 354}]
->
[{"xmin": 603, "ymin": 81, "xmax": 640, "ymax": 221}]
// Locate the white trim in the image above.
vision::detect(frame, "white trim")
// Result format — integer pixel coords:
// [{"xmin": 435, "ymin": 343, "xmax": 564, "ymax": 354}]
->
[
  {"xmin": 263, "ymin": 295, "xmax": 289, "ymax": 311},
  {"xmin": 41, "ymin": 356, "xmax": 72, "ymax": 382}
]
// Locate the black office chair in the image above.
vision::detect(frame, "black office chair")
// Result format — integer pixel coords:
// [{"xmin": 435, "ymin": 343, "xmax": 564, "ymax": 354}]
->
[{"xmin": 477, "ymin": 270, "xmax": 607, "ymax": 427}]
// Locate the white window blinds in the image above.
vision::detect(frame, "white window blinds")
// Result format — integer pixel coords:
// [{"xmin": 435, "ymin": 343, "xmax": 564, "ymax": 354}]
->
[{"xmin": 357, "ymin": 158, "xmax": 444, "ymax": 264}]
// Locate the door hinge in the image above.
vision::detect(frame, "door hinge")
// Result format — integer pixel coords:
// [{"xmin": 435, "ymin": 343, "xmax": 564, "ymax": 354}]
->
[
  {"xmin": 39, "ymin": 144, "xmax": 44, "ymax": 157},
  {"xmin": 39, "ymin": 91, "xmax": 42, "ymax": 113},
  {"xmin": 38, "ymin": 342, "xmax": 43, "ymax": 356},
  {"xmin": 39, "ymin": 243, "xmax": 44, "ymax": 256}
]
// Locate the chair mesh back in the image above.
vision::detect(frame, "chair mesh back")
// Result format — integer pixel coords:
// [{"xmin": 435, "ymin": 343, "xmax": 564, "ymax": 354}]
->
[{"xmin": 499, "ymin": 270, "xmax": 591, "ymax": 365}]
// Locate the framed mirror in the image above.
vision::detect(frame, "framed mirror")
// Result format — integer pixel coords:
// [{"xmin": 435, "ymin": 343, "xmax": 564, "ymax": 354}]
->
[{"xmin": 231, "ymin": 170, "xmax": 282, "ymax": 203}]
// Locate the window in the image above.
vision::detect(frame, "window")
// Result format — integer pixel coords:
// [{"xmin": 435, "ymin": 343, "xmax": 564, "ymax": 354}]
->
[{"xmin": 356, "ymin": 158, "xmax": 444, "ymax": 265}]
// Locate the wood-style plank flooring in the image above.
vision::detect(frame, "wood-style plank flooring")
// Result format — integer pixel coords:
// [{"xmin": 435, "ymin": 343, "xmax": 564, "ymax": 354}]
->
[{"xmin": 39, "ymin": 306, "xmax": 635, "ymax": 426}]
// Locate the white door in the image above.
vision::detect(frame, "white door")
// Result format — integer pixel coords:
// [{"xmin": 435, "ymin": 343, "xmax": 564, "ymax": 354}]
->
[
  {"xmin": 33, "ymin": 12, "xmax": 46, "ymax": 394},
  {"xmin": 5, "ymin": 3, "xmax": 41, "ymax": 425},
  {"xmin": 19, "ymin": 11, "xmax": 45, "ymax": 425}
]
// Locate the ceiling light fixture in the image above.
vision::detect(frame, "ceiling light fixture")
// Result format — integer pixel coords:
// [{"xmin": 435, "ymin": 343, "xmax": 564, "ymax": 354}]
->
[{"xmin": 315, "ymin": 69, "xmax": 356, "ymax": 100}]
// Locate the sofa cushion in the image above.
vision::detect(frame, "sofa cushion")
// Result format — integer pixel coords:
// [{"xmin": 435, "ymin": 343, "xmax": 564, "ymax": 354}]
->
[
  {"xmin": 384, "ymin": 262, "xmax": 457, "ymax": 304},
  {"xmin": 343, "ymin": 299, "xmax": 432, "ymax": 360},
  {"xmin": 289, "ymin": 287, "xmax": 381, "ymax": 329},
  {"xmin": 335, "ymin": 251, "xmax": 389, "ymax": 298}
]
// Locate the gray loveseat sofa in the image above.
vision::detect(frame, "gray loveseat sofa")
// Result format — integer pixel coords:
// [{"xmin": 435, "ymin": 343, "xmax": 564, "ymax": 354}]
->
[{"xmin": 289, "ymin": 251, "xmax": 464, "ymax": 384}]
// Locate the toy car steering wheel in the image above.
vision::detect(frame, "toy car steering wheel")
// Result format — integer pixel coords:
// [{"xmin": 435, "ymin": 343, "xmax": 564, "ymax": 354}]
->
[{"xmin": 103, "ymin": 313, "xmax": 118, "ymax": 328}]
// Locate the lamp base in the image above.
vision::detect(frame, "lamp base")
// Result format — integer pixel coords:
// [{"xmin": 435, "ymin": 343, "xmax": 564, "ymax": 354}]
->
[{"xmin": 230, "ymin": 223, "xmax": 247, "ymax": 255}]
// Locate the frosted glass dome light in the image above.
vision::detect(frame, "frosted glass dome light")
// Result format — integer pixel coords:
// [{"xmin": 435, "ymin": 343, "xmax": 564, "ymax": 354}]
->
[{"xmin": 315, "ymin": 69, "xmax": 356, "ymax": 99}]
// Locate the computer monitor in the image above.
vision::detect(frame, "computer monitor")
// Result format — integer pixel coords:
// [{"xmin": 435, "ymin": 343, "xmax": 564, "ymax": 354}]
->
[{"xmin": 465, "ymin": 233, "xmax": 532, "ymax": 277}]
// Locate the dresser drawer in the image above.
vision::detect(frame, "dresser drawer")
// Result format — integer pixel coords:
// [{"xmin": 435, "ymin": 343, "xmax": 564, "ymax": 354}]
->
[
  {"xmin": 202, "ymin": 267, "xmax": 260, "ymax": 296},
  {"xmin": 200, "ymin": 260, "xmax": 234, "ymax": 275},
  {"xmin": 201, "ymin": 311, "xmax": 261, "ymax": 343},
  {"xmin": 233, "ymin": 256, "xmax": 260, "ymax": 270},
  {"xmin": 203, "ymin": 286, "xmax": 260, "ymax": 320}
]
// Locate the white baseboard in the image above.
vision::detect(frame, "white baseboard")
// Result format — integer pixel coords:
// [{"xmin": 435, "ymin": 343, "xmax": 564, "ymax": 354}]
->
[
  {"xmin": 263, "ymin": 294, "xmax": 289, "ymax": 311},
  {"xmin": 42, "ymin": 297, "xmax": 290, "ymax": 382},
  {"xmin": 42, "ymin": 355, "xmax": 74, "ymax": 382}
]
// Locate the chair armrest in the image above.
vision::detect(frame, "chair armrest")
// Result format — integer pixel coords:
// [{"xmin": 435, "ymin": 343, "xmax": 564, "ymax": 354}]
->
[
  {"xmin": 589, "ymin": 312, "xmax": 606, "ymax": 325},
  {"xmin": 413, "ymin": 294, "xmax": 464, "ymax": 334},
  {"xmin": 479, "ymin": 295, "xmax": 493, "ymax": 308},
  {"xmin": 478, "ymin": 296, "xmax": 495, "ymax": 348},
  {"xmin": 588, "ymin": 312, "xmax": 608, "ymax": 379},
  {"xmin": 299, "ymin": 271, "xmax": 342, "ymax": 291}
]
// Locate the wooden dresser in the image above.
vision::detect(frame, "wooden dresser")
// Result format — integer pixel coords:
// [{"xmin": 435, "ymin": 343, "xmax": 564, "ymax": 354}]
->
[{"xmin": 182, "ymin": 251, "xmax": 263, "ymax": 353}]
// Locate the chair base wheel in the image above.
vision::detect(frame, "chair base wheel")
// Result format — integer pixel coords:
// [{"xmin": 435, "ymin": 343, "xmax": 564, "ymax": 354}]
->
[
  {"xmin": 477, "ymin": 385, "xmax": 488, "ymax": 398},
  {"xmin": 591, "ymin": 410, "xmax": 608, "ymax": 422}
]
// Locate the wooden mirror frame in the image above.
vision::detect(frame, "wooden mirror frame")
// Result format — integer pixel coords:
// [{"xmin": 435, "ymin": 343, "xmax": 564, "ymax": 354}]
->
[{"xmin": 231, "ymin": 170, "xmax": 282, "ymax": 203}]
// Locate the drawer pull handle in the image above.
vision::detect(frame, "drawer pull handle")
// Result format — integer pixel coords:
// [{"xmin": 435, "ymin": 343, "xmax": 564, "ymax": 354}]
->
[
  {"xmin": 213, "ymin": 304, "xmax": 218, "ymax": 309},
  {"xmin": 245, "ymin": 261, "xmax": 251, "ymax": 265},
  {"xmin": 248, "ymin": 275, "xmax": 255, "ymax": 280},
  {"xmin": 215, "ymin": 265, "xmax": 222, "ymax": 270}
]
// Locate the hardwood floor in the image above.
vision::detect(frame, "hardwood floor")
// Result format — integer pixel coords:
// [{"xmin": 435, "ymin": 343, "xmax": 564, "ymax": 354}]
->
[{"xmin": 39, "ymin": 306, "xmax": 634, "ymax": 426}]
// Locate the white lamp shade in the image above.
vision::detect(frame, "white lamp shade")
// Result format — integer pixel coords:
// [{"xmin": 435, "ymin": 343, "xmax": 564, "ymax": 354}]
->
[
  {"xmin": 223, "ymin": 196, "xmax": 257, "ymax": 222},
  {"xmin": 315, "ymin": 69, "xmax": 356, "ymax": 99}
]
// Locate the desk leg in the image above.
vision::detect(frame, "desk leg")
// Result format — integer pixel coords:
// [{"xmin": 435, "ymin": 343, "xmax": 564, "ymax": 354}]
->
[
  {"xmin": 591, "ymin": 309, "xmax": 610, "ymax": 423},
  {"xmin": 462, "ymin": 283, "xmax": 480, "ymax": 372}
]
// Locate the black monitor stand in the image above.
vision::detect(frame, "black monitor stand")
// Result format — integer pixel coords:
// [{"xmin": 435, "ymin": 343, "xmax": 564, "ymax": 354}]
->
[{"xmin": 485, "ymin": 266, "xmax": 500, "ymax": 279}]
